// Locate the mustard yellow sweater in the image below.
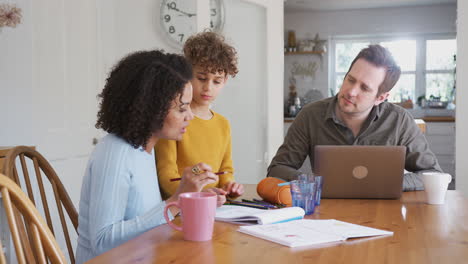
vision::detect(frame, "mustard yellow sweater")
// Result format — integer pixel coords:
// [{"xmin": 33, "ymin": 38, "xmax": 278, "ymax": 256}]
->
[{"xmin": 155, "ymin": 111, "xmax": 234, "ymax": 199}]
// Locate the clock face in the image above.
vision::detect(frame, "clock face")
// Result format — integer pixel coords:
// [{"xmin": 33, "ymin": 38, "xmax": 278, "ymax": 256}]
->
[{"xmin": 160, "ymin": 0, "xmax": 225, "ymax": 48}]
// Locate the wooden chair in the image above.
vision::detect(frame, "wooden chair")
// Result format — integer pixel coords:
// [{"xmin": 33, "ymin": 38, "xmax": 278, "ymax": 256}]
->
[
  {"xmin": 1, "ymin": 146, "xmax": 78, "ymax": 263},
  {"xmin": 0, "ymin": 173, "xmax": 67, "ymax": 263}
]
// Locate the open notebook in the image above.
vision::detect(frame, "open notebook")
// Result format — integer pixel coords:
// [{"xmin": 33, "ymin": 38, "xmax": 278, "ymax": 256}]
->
[
  {"xmin": 238, "ymin": 219, "xmax": 393, "ymax": 247},
  {"xmin": 215, "ymin": 205, "xmax": 305, "ymax": 225}
]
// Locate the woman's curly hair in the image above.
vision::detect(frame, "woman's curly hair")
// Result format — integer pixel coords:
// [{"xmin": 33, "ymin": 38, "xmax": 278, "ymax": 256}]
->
[
  {"xmin": 96, "ymin": 50, "xmax": 193, "ymax": 149},
  {"xmin": 183, "ymin": 31, "xmax": 238, "ymax": 77}
]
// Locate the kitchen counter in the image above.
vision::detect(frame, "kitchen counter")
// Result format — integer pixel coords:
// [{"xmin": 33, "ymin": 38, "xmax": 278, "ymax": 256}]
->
[
  {"xmin": 285, "ymin": 116, "xmax": 455, "ymax": 123},
  {"xmin": 419, "ymin": 116, "xmax": 455, "ymax": 122},
  {"xmin": 285, "ymin": 117, "xmax": 427, "ymax": 133},
  {"xmin": 406, "ymin": 108, "xmax": 455, "ymax": 120},
  {"xmin": 285, "ymin": 108, "xmax": 455, "ymax": 123}
]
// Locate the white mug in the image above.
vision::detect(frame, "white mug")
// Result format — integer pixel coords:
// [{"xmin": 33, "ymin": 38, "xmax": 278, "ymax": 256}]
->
[{"xmin": 421, "ymin": 172, "xmax": 452, "ymax": 205}]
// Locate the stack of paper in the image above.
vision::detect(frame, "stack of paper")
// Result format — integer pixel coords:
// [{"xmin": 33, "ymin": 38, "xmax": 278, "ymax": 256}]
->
[
  {"xmin": 215, "ymin": 205, "xmax": 305, "ymax": 225},
  {"xmin": 238, "ymin": 219, "xmax": 393, "ymax": 247}
]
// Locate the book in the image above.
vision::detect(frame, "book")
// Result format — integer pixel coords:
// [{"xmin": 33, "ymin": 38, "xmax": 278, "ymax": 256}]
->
[
  {"xmin": 238, "ymin": 219, "xmax": 393, "ymax": 247},
  {"xmin": 215, "ymin": 205, "xmax": 305, "ymax": 225}
]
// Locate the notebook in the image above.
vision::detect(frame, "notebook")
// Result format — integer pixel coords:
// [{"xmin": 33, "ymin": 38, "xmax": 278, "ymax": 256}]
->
[
  {"xmin": 238, "ymin": 219, "xmax": 393, "ymax": 248},
  {"xmin": 314, "ymin": 145, "xmax": 406, "ymax": 199},
  {"xmin": 215, "ymin": 205, "xmax": 305, "ymax": 225}
]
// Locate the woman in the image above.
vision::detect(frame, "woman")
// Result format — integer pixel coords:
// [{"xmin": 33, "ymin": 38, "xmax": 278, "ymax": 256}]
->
[{"xmin": 76, "ymin": 50, "xmax": 226, "ymax": 263}]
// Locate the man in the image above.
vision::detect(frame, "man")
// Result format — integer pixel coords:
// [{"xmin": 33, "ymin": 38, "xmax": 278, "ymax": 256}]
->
[{"xmin": 268, "ymin": 45, "xmax": 441, "ymax": 191}]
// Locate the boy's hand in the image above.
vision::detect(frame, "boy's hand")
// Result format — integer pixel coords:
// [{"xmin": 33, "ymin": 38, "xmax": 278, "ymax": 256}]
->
[{"xmin": 223, "ymin": 182, "xmax": 244, "ymax": 198}]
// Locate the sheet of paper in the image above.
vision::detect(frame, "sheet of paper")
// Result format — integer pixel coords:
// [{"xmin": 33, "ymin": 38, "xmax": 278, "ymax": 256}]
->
[
  {"xmin": 317, "ymin": 220, "xmax": 393, "ymax": 238},
  {"xmin": 238, "ymin": 219, "xmax": 393, "ymax": 247},
  {"xmin": 239, "ymin": 220, "xmax": 345, "ymax": 247}
]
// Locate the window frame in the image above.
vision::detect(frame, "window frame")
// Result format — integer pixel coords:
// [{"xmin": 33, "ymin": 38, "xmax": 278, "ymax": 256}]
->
[{"xmin": 329, "ymin": 33, "xmax": 456, "ymax": 102}]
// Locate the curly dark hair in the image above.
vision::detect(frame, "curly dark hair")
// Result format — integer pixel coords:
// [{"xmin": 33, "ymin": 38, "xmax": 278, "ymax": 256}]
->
[
  {"xmin": 96, "ymin": 50, "xmax": 193, "ymax": 148},
  {"xmin": 183, "ymin": 31, "xmax": 238, "ymax": 77}
]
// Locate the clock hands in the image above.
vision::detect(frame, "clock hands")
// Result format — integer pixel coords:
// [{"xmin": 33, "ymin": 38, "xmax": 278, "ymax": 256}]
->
[{"xmin": 167, "ymin": 4, "xmax": 196, "ymax": 17}]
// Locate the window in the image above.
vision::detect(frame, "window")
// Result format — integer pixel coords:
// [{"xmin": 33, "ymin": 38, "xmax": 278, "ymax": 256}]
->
[
  {"xmin": 330, "ymin": 35, "xmax": 456, "ymax": 103},
  {"xmin": 426, "ymin": 39, "xmax": 456, "ymax": 101}
]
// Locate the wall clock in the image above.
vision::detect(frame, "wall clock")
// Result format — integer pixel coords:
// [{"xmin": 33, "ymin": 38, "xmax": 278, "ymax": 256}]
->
[{"xmin": 160, "ymin": 0, "xmax": 225, "ymax": 48}]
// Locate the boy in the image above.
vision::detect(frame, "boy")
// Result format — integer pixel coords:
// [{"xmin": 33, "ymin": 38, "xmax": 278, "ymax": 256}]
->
[{"xmin": 156, "ymin": 31, "xmax": 244, "ymax": 199}]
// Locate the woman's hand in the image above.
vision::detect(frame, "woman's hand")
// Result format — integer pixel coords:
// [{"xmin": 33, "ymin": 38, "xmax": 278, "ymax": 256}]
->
[
  {"xmin": 204, "ymin": 188, "xmax": 227, "ymax": 207},
  {"xmin": 223, "ymin": 182, "xmax": 244, "ymax": 198}
]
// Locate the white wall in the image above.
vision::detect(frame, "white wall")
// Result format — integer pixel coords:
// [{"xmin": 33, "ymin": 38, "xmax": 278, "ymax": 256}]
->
[
  {"xmin": 99, "ymin": 0, "xmax": 283, "ymax": 184},
  {"xmin": 1, "ymin": 0, "xmax": 100, "ymax": 206},
  {"xmin": 284, "ymin": 4, "xmax": 457, "ymax": 100},
  {"xmin": 456, "ymin": 2, "xmax": 468, "ymax": 197},
  {"xmin": 97, "ymin": 0, "xmax": 179, "ymax": 82},
  {"xmin": 1, "ymin": 0, "xmax": 284, "ymax": 207}
]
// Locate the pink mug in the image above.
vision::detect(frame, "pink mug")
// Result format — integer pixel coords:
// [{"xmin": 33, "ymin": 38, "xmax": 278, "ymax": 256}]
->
[{"xmin": 164, "ymin": 192, "xmax": 217, "ymax": 241}]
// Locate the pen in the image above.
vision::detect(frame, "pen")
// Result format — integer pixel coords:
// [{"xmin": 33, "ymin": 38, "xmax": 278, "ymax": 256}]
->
[
  {"xmin": 242, "ymin": 199, "xmax": 277, "ymax": 209},
  {"xmin": 169, "ymin": 171, "xmax": 229, "ymax": 182},
  {"xmin": 277, "ymin": 181, "xmax": 291, "ymax": 187},
  {"xmin": 237, "ymin": 199, "xmax": 276, "ymax": 209}
]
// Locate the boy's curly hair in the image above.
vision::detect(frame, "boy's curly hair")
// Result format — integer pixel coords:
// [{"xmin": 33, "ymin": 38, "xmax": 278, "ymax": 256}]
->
[
  {"xmin": 183, "ymin": 31, "xmax": 238, "ymax": 77},
  {"xmin": 95, "ymin": 50, "xmax": 192, "ymax": 148}
]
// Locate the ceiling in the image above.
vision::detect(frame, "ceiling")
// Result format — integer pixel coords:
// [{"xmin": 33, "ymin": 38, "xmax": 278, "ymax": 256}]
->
[{"xmin": 284, "ymin": 0, "xmax": 457, "ymax": 12}]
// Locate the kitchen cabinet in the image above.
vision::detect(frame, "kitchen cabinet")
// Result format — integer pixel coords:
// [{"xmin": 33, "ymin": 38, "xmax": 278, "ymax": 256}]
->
[{"xmin": 425, "ymin": 122, "xmax": 456, "ymax": 189}]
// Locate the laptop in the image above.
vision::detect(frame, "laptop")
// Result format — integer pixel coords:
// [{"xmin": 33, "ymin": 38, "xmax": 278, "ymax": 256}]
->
[{"xmin": 314, "ymin": 145, "xmax": 406, "ymax": 199}]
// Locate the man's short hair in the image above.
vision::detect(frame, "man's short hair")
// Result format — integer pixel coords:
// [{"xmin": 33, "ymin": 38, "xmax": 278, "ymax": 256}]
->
[{"xmin": 346, "ymin": 44, "xmax": 401, "ymax": 95}]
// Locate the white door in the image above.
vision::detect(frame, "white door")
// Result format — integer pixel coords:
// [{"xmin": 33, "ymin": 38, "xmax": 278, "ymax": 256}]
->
[
  {"xmin": 1, "ymin": 1, "xmax": 99, "ymax": 260},
  {"xmin": 30, "ymin": 0, "xmax": 100, "ymax": 206}
]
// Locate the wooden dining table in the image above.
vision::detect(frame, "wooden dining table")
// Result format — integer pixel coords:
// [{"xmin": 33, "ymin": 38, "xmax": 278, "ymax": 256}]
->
[{"xmin": 86, "ymin": 184, "xmax": 468, "ymax": 264}]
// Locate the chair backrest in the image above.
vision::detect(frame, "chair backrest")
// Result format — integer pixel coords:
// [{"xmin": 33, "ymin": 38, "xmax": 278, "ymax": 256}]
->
[
  {"xmin": 1, "ymin": 146, "xmax": 77, "ymax": 263},
  {"xmin": 0, "ymin": 173, "xmax": 67, "ymax": 264}
]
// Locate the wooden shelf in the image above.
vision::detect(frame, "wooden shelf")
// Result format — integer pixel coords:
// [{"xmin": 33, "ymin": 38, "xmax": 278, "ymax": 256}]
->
[{"xmin": 284, "ymin": 51, "xmax": 325, "ymax": 55}]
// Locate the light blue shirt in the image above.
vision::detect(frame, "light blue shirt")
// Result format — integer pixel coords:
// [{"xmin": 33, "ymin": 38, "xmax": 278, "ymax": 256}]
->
[{"xmin": 75, "ymin": 134, "xmax": 173, "ymax": 263}]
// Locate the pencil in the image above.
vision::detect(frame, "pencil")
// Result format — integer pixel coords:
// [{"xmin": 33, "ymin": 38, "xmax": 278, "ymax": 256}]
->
[
  {"xmin": 169, "ymin": 171, "xmax": 229, "ymax": 182},
  {"xmin": 226, "ymin": 200, "xmax": 270, "ymax": 209}
]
